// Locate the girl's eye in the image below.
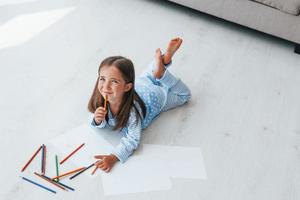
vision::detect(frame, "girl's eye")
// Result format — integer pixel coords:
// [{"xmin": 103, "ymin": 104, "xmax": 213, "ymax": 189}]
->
[
  {"xmin": 112, "ymin": 80, "xmax": 118, "ymax": 84},
  {"xmin": 99, "ymin": 77, "xmax": 105, "ymax": 81}
]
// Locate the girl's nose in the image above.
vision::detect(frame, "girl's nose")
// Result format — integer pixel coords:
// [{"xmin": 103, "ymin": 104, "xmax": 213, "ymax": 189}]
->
[{"xmin": 103, "ymin": 81, "xmax": 111, "ymax": 90}]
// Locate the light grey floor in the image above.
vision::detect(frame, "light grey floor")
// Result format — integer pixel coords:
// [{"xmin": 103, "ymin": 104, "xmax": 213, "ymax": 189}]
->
[{"xmin": 1, "ymin": 0, "xmax": 300, "ymax": 199}]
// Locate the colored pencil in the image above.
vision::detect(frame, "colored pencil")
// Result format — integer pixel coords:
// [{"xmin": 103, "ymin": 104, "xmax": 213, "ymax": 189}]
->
[
  {"xmin": 41, "ymin": 144, "xmax": 44, "ymax": 174},
  {"xmin": 91, "ymin": 165, "xmax": 98, "ymax": 175},
  {"xmin": 41, "ymin": 144, "xmax": 46, "ymax": 174},
  {"xmin": 21, "ymin": 145, "xmax": 42, "ymax": 172},
  {"xmin": 20, "ymin": 176, "xmax": 56, "ymax": 194},
  {"xmin": 53, "ymin": 181, "xmax": 75, "ymax": 191},
  {"xmin": 69, "ymin": 163, "xmax": 95, "ymax": 180},
  {"xmin": 55, "ymin": 155, "xmax": 59, "ymax": 181},
  {"xmin": 104, "ymin": 95, "xmax": 108, "ymax": 110},
  {"xmin": 41, "ymin": 145, "xmax": 44, "ymax": 173},
  {"xmin": 59, "ymin": 143, "xmax": 85, "ymax": 165},
  {"xmin": 42, "ymin": 174, "xmax": 75, "ymax": 191},
  {"xmin": 44, "ymin": 145, "xmax": 46, "ymax": 173},
  {"xmin": 34, "ymin": 172, "xmax": 66, "ymax": 191},
  {"xmin": 51, "ymin": 167, "xmax": 85, "ymax": 180}
]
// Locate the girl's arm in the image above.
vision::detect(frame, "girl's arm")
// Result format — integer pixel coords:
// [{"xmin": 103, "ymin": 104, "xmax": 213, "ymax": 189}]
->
[{"xmin": 112, "ymin": 110, "xmax": 142, "ymax": 163}]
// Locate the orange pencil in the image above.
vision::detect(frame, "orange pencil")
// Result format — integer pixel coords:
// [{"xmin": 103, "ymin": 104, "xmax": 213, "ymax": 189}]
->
[
  {"xmin": 59, "ymin": 143, "xmax": 85, "ymax": 165},
  {"xmin": 51, "ymin": 167, "xmax": 85, "ymax": 180},
  {"xmin": 91, "ymin": 166, "xmax": 98, "ymax": 175},
  {"xmin": 21, "ymin": 145, "xmax": 43, "ymax": 172},
  {"xmin": 104, "ymin": 95, "xmax": 108, "ymax": 110},
  {"xmin": 34, "ymin": 172, "xmax": 66, "ymax": 191}
]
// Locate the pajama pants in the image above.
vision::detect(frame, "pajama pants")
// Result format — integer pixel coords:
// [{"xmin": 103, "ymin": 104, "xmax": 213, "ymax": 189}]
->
[{"xmin": 139, "ymin": 58, "xmax": 191, "ymax": 112}]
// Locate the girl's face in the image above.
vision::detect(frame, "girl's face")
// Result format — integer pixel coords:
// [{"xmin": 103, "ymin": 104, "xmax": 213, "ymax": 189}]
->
[{"xmin": 98, "ymin": 65, "xmax": 132, "ymax": 106}]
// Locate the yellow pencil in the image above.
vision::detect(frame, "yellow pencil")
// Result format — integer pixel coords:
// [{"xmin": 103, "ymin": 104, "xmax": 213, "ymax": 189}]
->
[{"xmin": 104, "ymin": 95, "xmax": 108, "ymax": 110}]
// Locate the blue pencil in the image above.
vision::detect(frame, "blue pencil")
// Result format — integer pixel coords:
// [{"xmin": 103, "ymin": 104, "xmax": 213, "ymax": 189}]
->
[
  {"xmin": 53, "ymin": 181, "xmax": 75, "ymax": 191},
  {"xmin": 20, "ymin": 176, "xmax": 56, "ymax": 194},
  {"xmin": 69, "ymin": 163, "xmax": 95, "ymax": 180}
]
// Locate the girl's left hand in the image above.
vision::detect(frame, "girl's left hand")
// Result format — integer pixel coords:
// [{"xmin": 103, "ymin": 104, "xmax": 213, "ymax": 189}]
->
[{"xmin": 94, "ymin": 154, "xmax": 119, "ymax": 173}]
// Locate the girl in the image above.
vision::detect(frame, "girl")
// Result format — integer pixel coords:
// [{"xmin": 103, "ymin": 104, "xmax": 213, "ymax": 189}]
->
[{"xmin": 88, "ymin": 38, "xmax": 191, "ymax": 173}]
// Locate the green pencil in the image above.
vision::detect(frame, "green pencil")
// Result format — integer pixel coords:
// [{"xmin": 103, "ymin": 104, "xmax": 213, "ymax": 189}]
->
[{"xmin": 55, "ymin": 155, "xmax": 59, "ymax": 181}]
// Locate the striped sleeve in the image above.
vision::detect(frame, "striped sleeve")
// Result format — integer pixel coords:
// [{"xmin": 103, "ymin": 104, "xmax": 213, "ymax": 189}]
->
[{"xmin": 112, "ymin": 109, "xmax": 142, "ymax": 163}]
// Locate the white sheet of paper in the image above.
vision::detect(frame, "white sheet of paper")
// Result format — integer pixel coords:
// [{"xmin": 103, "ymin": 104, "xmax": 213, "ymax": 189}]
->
[
  {"xmin": 101, "ymin": 154, "xmax": 172, "ymax": 195},
  {"xmin": 49, "ymin": 123, "xmax": 207, "ymax": 195},
  {"xmin": 49, "ymin": 124, "xmax": 172, "ymax": 195},
  {"xmin": 49, "ymin": 123, "xmax": 113, "ymax": 167},
  {"xmin": 140, "ymin": 144, "xmax": 207, "ymax": 179}
]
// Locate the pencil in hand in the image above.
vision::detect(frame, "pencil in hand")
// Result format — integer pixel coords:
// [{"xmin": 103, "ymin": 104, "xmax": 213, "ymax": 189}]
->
[
  {"xmin": 91, "ymin": 165, "xmax": 98, "ymax": 175},
  {"xmin": 104, "ymin": 94, "xmax": 108, "ymax": 110},
  {"xmin": 69, "ymin": 163, "xmax": 95, "ymax": 180}
]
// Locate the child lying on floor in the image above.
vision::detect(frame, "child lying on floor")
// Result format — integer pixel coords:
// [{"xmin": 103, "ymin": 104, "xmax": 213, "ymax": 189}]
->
[{"xmin": 88, "ymin": 38, "xmax": 191, "ymax": 172}]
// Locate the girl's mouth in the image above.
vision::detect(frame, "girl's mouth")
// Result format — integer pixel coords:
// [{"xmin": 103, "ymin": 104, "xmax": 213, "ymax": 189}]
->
[{"xmin": 102, "ymin": 92, "xmax": 112, "ymax": 95}]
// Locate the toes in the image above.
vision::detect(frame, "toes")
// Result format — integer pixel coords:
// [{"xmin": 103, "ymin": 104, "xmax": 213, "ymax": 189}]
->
[
  {"xmin": 177, "ymin": 38, "xmax": 182, "ymax": 44},
  {"xmin": 170, "ymin": 38, "xmax": 183, "ymax": 47},
  {"xmin": 171, "ymin": 37, "xmax": 181, "ymax": 42}
]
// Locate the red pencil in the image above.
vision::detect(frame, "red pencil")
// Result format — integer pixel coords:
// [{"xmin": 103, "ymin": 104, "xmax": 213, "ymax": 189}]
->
[
  {"xmin": 21, "ymin": 145, "xmax": 43, "ymax": 172},
  {"xmin": 59, "ymin": 143, "xmax": 85, "ymax": 165}
]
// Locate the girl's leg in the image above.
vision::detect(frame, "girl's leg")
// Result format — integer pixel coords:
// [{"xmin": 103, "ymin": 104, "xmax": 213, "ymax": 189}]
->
[
  {"xmin": 139, "ymin": 52, "xmax": 190, "ymax": 112},
  {"xmin": 139, "ymin": 54, "xmax": 172, "ymax": 86},
  {"xmin": 152, "ymin": 38, "xmax": 190, "ymax": 111},
  {"xmin": 158, "ymin": 69, "xmax": 191, "ymax": 112},
  {"xmin": 139, "ymin": 37, "xmax": 190, "ymax": 111},
  {"xmin": 139, "ymin": 37, "xmax": 183, "ymax": 85}
]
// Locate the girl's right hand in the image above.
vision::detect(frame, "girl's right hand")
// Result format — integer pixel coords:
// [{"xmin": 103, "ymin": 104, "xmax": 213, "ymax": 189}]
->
[{"xmin": 94, "ymin": 107, "xmax": 107, "ymax": 125}]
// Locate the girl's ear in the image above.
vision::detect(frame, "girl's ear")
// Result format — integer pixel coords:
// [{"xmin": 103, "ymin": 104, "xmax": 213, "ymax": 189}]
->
[{"xmin": 124, "ymin": 83, "xmax": 133, "ymax": 92}]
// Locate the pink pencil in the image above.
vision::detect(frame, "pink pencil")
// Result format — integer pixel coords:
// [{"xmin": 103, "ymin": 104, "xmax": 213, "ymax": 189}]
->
[
  {"xmin": 91, "ymin": 166, "xmax": 98, "ymax": 175},
  {"xmin": 21, "ymin": 145, "xmax": 43, "ymax": 172},
  {"xmin": 59, "ymin": 143, "xmax": 85, "ymax": 165}
]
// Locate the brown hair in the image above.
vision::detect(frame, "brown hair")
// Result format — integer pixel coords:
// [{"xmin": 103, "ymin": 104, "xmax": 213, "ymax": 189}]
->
[{"xmin": 88, "ymin": 56, "xmax": 146, "ymax": 130}]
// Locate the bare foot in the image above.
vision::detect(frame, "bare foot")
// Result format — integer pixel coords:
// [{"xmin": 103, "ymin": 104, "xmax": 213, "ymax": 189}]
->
[
  {"xmin": 153, "ymin": 48, "xmax": 165, "ymax": 79},
  {"xmin": 163, "ymin": 37, "xmax": 183, "ymax": 65}
]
